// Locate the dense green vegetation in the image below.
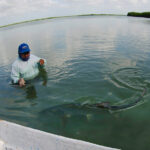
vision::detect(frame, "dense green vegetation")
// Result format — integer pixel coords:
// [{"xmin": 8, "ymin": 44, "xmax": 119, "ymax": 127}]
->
[{"xmin": 127, "ymin": 12, "xmax": 150, "ymax": 18}]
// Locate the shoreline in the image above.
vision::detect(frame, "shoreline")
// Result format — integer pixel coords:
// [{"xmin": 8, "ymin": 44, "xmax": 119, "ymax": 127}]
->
[{"xmin": 0, "ymin": 14, "xmax": 125, "ymax": 29}]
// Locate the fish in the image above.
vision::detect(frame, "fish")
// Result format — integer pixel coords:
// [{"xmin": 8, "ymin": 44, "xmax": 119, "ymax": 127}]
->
[
  {"xmin": 41, "ymin": 88, "xmax": 147, "ymax": 116},
  {"xmin": 94, "ymin": 88, "xmax": 147, "ymax": 111},
  {"xmin": 39, "ymin": 88, "xmax": 146, "ymax": 129}
]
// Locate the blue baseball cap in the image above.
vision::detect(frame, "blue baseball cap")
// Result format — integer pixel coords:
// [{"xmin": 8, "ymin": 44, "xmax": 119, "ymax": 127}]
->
[{"xmin": 18, "ymin": 43, "xmax": 31, "ymax": 54}]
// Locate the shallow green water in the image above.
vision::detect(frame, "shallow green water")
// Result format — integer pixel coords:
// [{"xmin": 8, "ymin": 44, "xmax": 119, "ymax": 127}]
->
[{"xmin": 0, "ymin": 16, "xmax": 150, "ymax": 150}]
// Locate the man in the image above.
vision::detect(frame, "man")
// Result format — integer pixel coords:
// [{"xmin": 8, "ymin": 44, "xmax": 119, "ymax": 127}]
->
[{"xmin": 11, "ymin": 43, "xmax": 46, "ymax": 87}]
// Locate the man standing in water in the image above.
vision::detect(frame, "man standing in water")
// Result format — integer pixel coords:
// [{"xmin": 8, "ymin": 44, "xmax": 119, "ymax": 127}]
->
[{"xmin": 11, "ymin": 43, "xmax": 46, "ymax": 87}]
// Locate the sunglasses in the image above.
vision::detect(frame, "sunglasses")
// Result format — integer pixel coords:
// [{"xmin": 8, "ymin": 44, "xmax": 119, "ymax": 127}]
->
[{"xmin": 22, "ymin": 52, "xmax": 30, "ymax": 55}]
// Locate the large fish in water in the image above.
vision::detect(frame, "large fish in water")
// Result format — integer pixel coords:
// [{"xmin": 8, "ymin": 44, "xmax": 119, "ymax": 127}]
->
[
  {"xmin": 95, "ymin": 88, "xmax": 146, "ymax": 111},
  {"xmin": 41, "ymin": 88, "xmax": 146, "ymax": 115},
  {"xmin": 40, "ymin": 88, "xmax": 146, "ymax": 127}
]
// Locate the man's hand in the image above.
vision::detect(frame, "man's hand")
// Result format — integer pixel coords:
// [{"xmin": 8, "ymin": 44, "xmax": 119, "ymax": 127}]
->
[
  {"xmin": 39, "ymin": 59, "xmax": 44, "ymax": 66},
  {"xmin": 19, "ymin": 78, "xmax": 26, "ymax": 87}
]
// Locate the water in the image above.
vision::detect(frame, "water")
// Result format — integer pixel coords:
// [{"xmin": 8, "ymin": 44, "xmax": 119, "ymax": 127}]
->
[{"xmin": 0, "ymin": 16, "xmax": 150, "ymax": 150}]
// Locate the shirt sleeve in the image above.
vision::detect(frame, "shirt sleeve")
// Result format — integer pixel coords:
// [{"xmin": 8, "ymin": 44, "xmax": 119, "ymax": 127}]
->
[
  {"xmin": 11, "ymin": 64, "xmax": 20, "ymax": 84},
  {"xmin": 32, "ymin": 54, "xmax": 46, "ymax": 66}
]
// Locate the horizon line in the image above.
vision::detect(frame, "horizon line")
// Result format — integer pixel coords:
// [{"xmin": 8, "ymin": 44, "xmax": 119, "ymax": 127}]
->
[{"xmin": 0, "ymin": 13, "xmax": 126, "ymax": 29}]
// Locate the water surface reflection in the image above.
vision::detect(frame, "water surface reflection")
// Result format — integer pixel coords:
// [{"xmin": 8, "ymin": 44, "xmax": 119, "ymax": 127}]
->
[{"xmin": 0, "ymin": 16, "xmax": 150, "ymax": 150}]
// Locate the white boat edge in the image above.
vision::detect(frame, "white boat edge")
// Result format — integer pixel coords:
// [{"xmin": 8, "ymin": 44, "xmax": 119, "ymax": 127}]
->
[{"xmin": 0, "ymin": 120, "xmax": 120, "ymax": 150}]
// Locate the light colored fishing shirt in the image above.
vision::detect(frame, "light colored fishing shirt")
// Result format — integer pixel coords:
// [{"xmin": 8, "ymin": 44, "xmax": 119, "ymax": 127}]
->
[{"xmin": 11, "ymin": 54, "xmax": 44, "ymax": 83}]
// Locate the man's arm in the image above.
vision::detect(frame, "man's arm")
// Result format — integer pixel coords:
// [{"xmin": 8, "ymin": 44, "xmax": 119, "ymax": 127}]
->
[
  {"xmin": 31, "ymin": 54, "xmax": 46, "ymax": 67},
  {"xmin": 11, "ymin": 64, "xmax": 20, "ymax": 84},
  {"xmin": 11, "ymin": 64, "xmax": 25, "ymax": 87}
]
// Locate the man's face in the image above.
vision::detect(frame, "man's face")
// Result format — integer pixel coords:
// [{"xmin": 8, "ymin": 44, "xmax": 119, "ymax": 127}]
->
[{"xmin": 20, "ymin": 52, "xmax": 30, "ymax": 60}]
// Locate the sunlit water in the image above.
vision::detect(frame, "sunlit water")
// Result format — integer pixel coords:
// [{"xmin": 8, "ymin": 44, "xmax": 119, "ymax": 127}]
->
[{"xmin": 0, "ymin": 16, "xmax": 150, "ymax": 150}]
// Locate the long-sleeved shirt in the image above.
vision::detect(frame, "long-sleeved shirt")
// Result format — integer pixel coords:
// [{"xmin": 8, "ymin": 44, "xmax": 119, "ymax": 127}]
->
[{"xmin": 11, "ymin": 54, "xmax": 44, "ymax": 83}]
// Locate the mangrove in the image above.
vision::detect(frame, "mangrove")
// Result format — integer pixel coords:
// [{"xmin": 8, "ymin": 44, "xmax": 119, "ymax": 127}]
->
[{"xmin": 127, "ymin": 12, "xmax": 150, "ymax": 18}]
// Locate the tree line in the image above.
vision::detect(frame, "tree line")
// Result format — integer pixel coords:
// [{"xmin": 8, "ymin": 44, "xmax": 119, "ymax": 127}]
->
[{"xmin": 127, "ymin": 12, "xmax": 150, "ymax": 18}]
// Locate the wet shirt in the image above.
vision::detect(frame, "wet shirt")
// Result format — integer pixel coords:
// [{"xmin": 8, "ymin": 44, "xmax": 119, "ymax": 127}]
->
[{"xmin": 11, "ymin": 54, "xmax": 42, "ymax": 83}]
